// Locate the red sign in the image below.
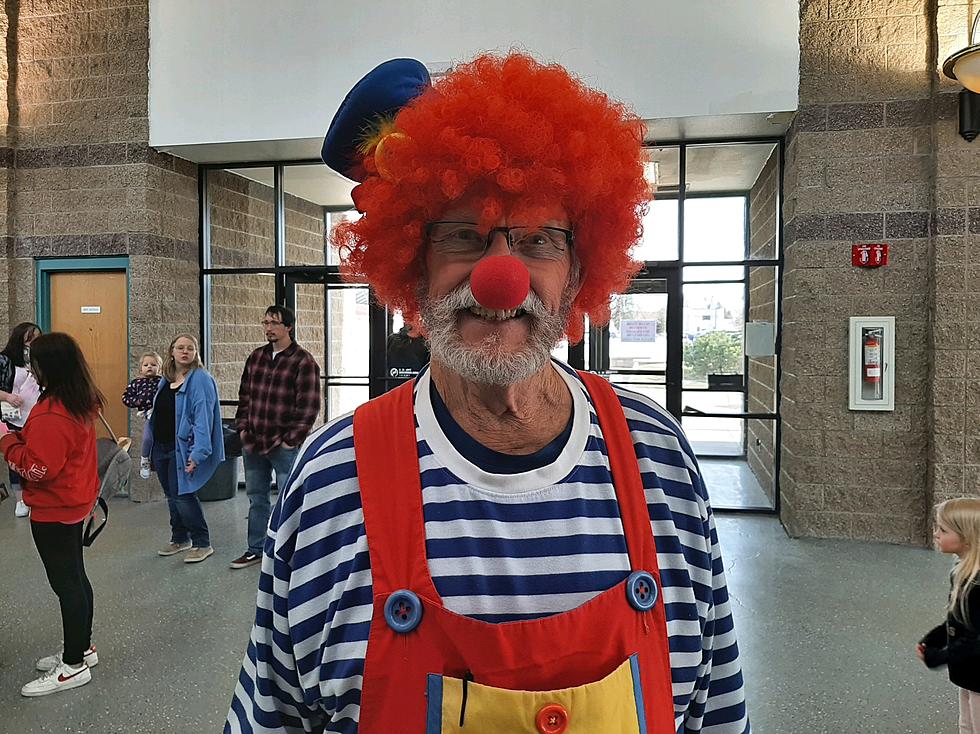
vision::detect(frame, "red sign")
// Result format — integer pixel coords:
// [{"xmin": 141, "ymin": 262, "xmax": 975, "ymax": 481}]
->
[{"xmin": 852, "ymin": 243, "xmax": 889, "ymax": 267}]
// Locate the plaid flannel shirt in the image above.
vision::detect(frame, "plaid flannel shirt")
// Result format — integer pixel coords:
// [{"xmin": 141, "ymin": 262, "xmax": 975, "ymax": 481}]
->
[{"xmin": 233, "ymin": 342, "xmax": 321, "ymax": 456}]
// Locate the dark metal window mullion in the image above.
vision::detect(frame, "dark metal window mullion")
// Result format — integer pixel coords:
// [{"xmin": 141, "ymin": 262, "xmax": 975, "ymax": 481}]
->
[
  {"xmin": 324, "ymin": 283, "xmax": 332, "ymax": 418},
  {"xmin": 273, "ymin": 166, "xmax": 286, "ymax": 304},
  {"xmin": 668, "ymin": 144, "xmax": 686, "ymax": 418},
  {"xmin": 665, "ymin": 267, "xmax": 683, "ymax": 419},
  {"xmin": 199, "ymin": 166, "xmax": 213, "ymax": 367},
  {"xmin": 742, "ymin": 195, "xmax": 750, "ymax": 430},
  {"xmin": 368, "ymin": 297, "xmax": 387, "ymax": 399}
]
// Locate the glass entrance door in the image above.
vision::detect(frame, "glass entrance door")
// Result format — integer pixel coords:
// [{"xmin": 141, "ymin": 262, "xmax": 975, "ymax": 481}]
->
[
  {"xmin": 285, "ymin": 272, "xmax": 374, "ymax": 422},
  {"xmin": 588, "ymin": 268, "xmax": 683, "ymax": 418},
  {"xmin": 284, "ymin": 272, "xmax": 431, "ymax": 422}
]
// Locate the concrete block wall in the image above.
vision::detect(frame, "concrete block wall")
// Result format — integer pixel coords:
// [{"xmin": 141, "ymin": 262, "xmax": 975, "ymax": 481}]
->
[
  {"xmin": 928, "ymin": 1, "xmax": 980, "ymax": 510},
  {"xmin": 747, "ymin": 149, "xmax": 780, "ymax": 504},
  {"xmin": 781, "ymin": 0, "xmax": 980, "ymax": 543},
  {"xmin": 0, "ymin": 0, "xmax": 198, "ymax": 501},
  {"xmin": 285, "ymin": 191, "xmax": 327, "ymax": 266}
]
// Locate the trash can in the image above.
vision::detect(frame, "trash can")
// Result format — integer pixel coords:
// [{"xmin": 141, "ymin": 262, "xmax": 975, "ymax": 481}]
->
[
  {"xmin": 198, "ymin": 457, "xmax": 239, "ymax": 502},
  {"xmin": 198, "ymin": 419, "xmax": 243, "ymax": 502}
]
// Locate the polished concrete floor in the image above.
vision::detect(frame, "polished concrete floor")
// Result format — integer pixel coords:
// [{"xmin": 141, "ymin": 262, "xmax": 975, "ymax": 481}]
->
[
  {"xmin": 701, "ymin": 458, "xmax": 772, "ymax": 510},
  {"xmin": 0, "ymin": 492, "xmax": 960, "ymax": 733}
]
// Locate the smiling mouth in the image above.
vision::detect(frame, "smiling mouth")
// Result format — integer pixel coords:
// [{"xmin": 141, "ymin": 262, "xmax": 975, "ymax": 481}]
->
[{"xmin": 466, "ymin": 306, "xmax": 527, "ymax": 321}]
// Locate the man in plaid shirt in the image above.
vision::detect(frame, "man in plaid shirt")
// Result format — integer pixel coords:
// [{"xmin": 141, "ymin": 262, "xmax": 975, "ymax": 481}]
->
[{"xmin": 230, "ymin": 305, "xmax": 321, "ymax": 570}]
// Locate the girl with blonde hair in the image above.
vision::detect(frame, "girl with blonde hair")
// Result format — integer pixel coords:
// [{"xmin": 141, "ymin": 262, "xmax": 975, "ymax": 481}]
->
[
  {"xmin": 146, "ymin": 334, "xmax": 223, "ymax": 564},
  {"xmin": 918, "ymin": 497, "xmax": 980, "ymax": 733}
]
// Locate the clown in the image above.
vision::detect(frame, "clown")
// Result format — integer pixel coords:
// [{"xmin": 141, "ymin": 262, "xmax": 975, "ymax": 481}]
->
[{"xmin": 226, "ymin": 53, "xmax": 749, "ymax": 734}]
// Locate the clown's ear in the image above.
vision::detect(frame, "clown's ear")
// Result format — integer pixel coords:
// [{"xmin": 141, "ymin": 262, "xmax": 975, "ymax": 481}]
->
[{"xmin": 321, "ymin": 58, "xmax": 431, "ymax": 183}]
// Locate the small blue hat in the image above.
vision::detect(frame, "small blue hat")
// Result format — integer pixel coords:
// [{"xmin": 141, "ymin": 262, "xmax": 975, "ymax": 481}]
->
[{"xmin": 322, "ymin": 58, "xmax": 431, "ymax": 182}]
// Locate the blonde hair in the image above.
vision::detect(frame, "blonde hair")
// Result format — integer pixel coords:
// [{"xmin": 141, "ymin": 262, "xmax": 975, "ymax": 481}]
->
[
  {"xmin": 936, "ymin": 497, "xmax": 980, "ymax": 627},
  {"xmin": 162, "ymin": 334, "xmax": 203, "ymax": 382},
  {"xmin": 139, "ymin": 351, "xmax": 162, "ymax": 368}
]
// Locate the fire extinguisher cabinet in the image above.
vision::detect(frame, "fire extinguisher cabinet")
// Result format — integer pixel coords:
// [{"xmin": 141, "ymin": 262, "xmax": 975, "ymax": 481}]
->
[{"xmin": 848, "ymin": 316, "xmax": 895, "ymax": 411}]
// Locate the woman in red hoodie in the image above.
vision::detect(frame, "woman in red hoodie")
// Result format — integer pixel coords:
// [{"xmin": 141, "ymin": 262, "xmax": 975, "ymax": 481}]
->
[{"xmin": 0, "ymin": 332, "xmax": 102, "ymax": 697}]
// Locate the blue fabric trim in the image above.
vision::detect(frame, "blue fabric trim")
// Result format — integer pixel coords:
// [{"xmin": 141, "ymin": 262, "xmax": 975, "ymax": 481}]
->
[
  {"xmin": 630, "ymin": 654, "xmax": 648, "ymax": 734},
  {"xmin": 426, "ymin": 674, "xmax": 443, "ymax": 734},
  {"xmin": 429, "ymin": 379, "xmax": 573, "ymax": 474}
]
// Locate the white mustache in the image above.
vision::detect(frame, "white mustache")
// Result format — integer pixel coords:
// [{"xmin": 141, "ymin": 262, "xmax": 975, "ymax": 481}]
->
[{"xmin": 437, "ymin": 281, "xmax": 551, "ymax": 319}]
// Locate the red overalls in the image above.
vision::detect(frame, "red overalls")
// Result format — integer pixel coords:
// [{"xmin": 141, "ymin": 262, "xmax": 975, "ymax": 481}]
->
[{"xmin": 352, "ymin": 371, "xmax": 675, "ymax": 733}]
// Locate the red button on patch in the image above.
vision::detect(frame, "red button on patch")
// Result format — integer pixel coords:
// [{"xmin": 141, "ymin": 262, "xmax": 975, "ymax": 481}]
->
[{"xmin": 536, "ymin": 703, "xmax": 568, "ymax": 734}]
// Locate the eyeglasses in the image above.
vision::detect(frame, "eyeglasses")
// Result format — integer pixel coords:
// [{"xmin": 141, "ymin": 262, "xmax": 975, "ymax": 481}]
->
[
  {"xmin": 426, "ymin": 221, "xmax": 573, "ymax": 262},
  {"xmin": 260, "ymin": 320, "xmax": 285, "ymax": 328}
]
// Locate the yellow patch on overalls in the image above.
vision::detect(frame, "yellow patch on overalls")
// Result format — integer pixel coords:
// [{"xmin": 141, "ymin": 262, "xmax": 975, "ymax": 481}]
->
[{"xmin": 426, "ymin": 654, "xmax": 647, "ymax": 733}]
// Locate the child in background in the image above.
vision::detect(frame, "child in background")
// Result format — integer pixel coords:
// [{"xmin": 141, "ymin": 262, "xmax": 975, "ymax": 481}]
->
[
  {"xmin": 917, "ymin": 497, "xmax": 980, "ymax": 734},
  {"xmin": 122, "ymin": 352, "xmax": 163, "ymax": 480},
  {"xmin": 0, "ymin": 322, "xmax": 42, "ymax": 517}
]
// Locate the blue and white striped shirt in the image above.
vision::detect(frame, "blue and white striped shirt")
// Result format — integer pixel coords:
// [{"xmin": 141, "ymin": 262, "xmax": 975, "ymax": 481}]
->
[{"xmin": 226, "ymin": 362, "xmax": 750, "ymax": 733}]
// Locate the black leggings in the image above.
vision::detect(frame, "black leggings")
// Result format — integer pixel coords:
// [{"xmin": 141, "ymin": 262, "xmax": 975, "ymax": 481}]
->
[{"xmin": 31, "ymin": 520, "xmax": 94, "ymax": 666}]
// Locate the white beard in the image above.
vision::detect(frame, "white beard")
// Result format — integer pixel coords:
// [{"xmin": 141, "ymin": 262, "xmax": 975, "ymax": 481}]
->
[{"xmin": 419, "ymin": 280, "xmax": 573, "ymax": 386}]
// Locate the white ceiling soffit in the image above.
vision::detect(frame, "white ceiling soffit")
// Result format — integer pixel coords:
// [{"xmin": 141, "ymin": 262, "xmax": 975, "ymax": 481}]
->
[
  {"xmin": 160, "ymin": 110, "xmax": 792, "ymax": 165},
  {"xmin": 176, "ymin": 111, "xmax": 790, "ymax": 208},
  {"xmin": 222, "ymin": 164, "xmax": 356, "ymax": 208},
  {"xmin": 645, "ymin": 110, "xmax": 793, "ymax": 143},
  {"xmin": 646, "ymin": 141, "xmax": 779, "ymax": 193}
]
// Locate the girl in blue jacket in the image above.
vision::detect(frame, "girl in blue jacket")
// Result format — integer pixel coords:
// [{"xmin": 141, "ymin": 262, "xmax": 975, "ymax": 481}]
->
[{"xmin": 148, "ymin": 334, "xmax": 224, "ymax": 564}]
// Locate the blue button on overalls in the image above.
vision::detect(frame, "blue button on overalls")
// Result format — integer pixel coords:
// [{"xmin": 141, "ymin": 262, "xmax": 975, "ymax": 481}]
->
[
  {"xmin": 384, "ymin": 589, "xmax": 423, "ymax": 633},
  {"xmin": 626, "ymin": 571, "xmax": 658, "ymax": 611}
]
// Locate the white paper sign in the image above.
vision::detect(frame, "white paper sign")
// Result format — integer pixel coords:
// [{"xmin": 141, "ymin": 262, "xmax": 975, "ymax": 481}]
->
[
  {"xmin": 620, "ymin": 319, "xmax": 658, "ymax": 342},
  {"xmin": 81, "ymin": 306, "xmax": 102, "ymax": 314},
  {"xmin": 744, "ymin": 321, "xmax": 776, "ymax": 356}
]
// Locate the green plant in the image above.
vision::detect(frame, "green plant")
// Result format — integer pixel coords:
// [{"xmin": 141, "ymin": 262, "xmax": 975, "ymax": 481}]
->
[{"xmin": 683, "ymin": 331, "xmax": 742, "ymax": 381}]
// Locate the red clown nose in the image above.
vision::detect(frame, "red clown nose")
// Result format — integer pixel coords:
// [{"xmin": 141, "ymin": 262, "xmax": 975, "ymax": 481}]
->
[{"xmin": 470, "ymin": 255, "xmax": 531, "ymax": 311}]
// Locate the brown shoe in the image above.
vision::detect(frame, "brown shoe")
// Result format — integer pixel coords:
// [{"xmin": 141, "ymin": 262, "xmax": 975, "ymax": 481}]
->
[
  {"xmin": 158, "ymin": 542, "xmax": 192, "ymax": 557},
  {"xmin": 229, "ymin": 552, "xmax": 262, "ymax": 570},
  {"xmin": 184, "ymin": 546, "xmax": 214, "ymax": 563}
]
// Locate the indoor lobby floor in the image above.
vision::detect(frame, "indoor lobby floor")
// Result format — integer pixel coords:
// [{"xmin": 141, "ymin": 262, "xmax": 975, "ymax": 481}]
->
[
  {"xmin": 0, "ymin": 492, "xmax": 959, "ymax": 734},
  {"xmin": 700, "ymin": 458, "xmax": 772, "ymax": 509}
]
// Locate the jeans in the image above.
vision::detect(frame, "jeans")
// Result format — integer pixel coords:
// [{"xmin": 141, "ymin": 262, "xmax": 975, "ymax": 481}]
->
[
  {"xmin": 32, "ymin": 520, "xmax": 93, "ymax": 666},
  {"xmin": 243, "ymin": 445, "xmax": 299, "ymax": 555},
  {"xmin": 152, "ymin": 441, "xmax": 210, "ymax": 548},
  {"xmin": 139, "ymin": 413, "xmax": 153, "ymax": 460},
  {"xmin": 5, "ymin": 421, "xmax": 22, "ymax": 489}
]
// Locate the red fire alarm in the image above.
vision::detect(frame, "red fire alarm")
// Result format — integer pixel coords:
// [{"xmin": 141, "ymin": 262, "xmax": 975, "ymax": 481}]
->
[{"xmin": 852, "ymin": 243, "xmax": 889, "ymax": 267}]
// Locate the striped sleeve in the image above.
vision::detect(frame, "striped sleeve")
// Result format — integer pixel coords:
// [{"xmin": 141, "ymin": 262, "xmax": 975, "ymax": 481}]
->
[
  {"xmin": 226, "ymin": 415, "xmax": 369, "ymax": 734},
  {"xmin": 615, "ymin": 385, "xmax": 749, "ymax": 733}
]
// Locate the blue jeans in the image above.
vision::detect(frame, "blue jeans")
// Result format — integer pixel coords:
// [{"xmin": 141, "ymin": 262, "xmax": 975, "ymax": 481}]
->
[
  {"xmin": 152, "ymin": 442, "xmax": 210, "ymax": 548},
  {"xmin": 140, "ymin": 413, "xmax": 153, "ymax": 460},
  {"xmin": 244, "ymin": 445, "xmax": 299, "ymax": 555}
]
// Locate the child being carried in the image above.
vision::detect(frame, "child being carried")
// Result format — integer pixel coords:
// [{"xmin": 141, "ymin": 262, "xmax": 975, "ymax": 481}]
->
[{"xmin": 122, "ymin": 352, "xmax": 163, "ymax": 479}]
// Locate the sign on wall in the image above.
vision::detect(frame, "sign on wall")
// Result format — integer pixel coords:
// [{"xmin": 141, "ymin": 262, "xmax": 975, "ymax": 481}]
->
[{"xmin": 620, "ymin": 320, "xmax": 658, "ymax": 342}]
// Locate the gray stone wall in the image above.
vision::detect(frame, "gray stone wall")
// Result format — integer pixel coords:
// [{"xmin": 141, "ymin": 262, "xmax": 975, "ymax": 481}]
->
[
  {"xmin": 747, "ymin": 149, "xmax": 780, "ymax": 504},
  {"xmin": 1, "ymin": 0, "xmax": 198, "ymax": 501},
  {"xmin": 783, "ymin": 0, "xmax": 948, "ymax": 543},
  {"xmin": 930, "ymin": 2, "xmax": 980, "ymax": 512}
]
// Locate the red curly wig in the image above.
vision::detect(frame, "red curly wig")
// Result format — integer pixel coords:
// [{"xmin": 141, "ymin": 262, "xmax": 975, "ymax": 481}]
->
[{"xmin": 330, "ymin": 52, "xmax": 650, "ymax": 343}]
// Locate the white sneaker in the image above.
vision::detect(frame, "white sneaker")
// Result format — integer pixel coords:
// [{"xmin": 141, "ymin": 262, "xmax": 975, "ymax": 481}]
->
[
  {"xmin": 15, "ymin": 500, "xmax": 30, "ymax": 517},
  {"xmin": 36, "ymin": 645, "xmax": 99, "ymax": 672},
  {"xmin": 139, "ymin": 457, "xmax": 151, "ymax": 480},
  {"xmin": 21, "ymin": 660, "xmax": 91, "ymax": 697}
]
